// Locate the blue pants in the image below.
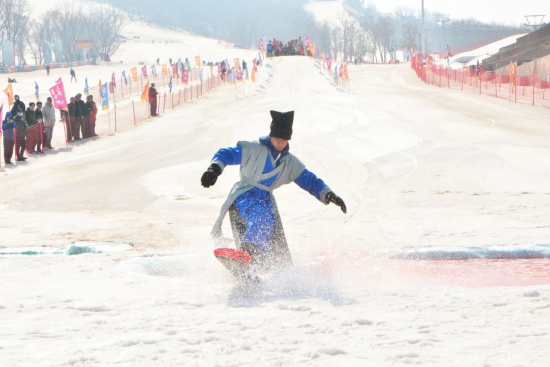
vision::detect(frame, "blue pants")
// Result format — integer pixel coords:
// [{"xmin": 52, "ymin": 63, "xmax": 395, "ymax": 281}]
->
[{"xmin": 235, "ymin": 189, "xmax": 275, "ymax": 252}]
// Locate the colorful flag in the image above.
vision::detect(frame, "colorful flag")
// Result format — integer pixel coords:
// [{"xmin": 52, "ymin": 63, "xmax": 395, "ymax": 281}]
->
[
  {"xmin": 236, "ymin": 68, "xmax": 243, "ymax": 82},
  {"xmin": 218, "ymin": 63, "xmax": 222, "ymax": 76},
  {"xmin": 172, "ymin": 64, "xmax": 177, "ymax": 75},
  {"xmin": 84, "ymin": 77, "xmax": 89, "ymax": 95},
  {"xmin": 141, "ymin": 81, "xmax": 150, "ymax": 102},
  {"xmin": 338, "ymin": 65, "xmax": 343, "ymax": 80},
  {"xmin": 141, "ymin": 65, "xmax": 148, "ymax": 79},
  {"xmin": 162, "ymin": 63, "xmax": 168, "ymax": 76},
  {"xmin": 198, "ymin": 68, "xmax": 203, "ymax": 82},
  {"xmin": 229, "ymin": 68, "xmax": 236, "ymax": 84},
  {"xmin": 234, "ymin": 58, "xmax": 239, "ymax": 70},
  {"xmin": 35, "ymin": 81, "xmax": 39, "ymax": 100},
  {"xmin": 131, "ymin": 67, "xmax": 138, "ymax": 81},
  {"xmin": 476, "ymin": 60, "xmax": 480, "ymax": 78},
  {"xmin": 258, "ymin": 39, "xmax": 264, "ymax": 51},
  {"xmin": 0, "ymin": 104, "xmax": 3, "ymax": 133},
  {"xmin": 510, "ymin": 61, "xmax": 516, "ymax": 87},
  {"xmin": 334, "ymin": 66, "xmax": 338, "ymax": 82},
  {"xmin": 169, "ymin": 75, "xmax": 173, "ymax": 94},
  {"xmin": 100, "ymin": 82, "xmax": 109, "ymax": 110},
  {"xmin": 3, "ymin": 83, "xmax": 13, "ymax": 106},
  {"xmin": 210, "ymin": 64, "xmax": 213, "ymax": 79},
  {"xmin": 245, "ymin": 67, "xmax": 249, "ymax": 80},
  {"xmin": 195, "ymin": 56, "xmax": 201, "ymax": 67},
  {"xmin": 251, "ymin": 71, "xmax": 256, "ymax": 83},
  {"xmin": 343, "ymin": 64, "xmax": 349, "ymax": 80},
  {"xmin": 112, "ymin": 72, "xmax": 116, "ymax": 87},
  {"xmin": 151, "ymin": 65, "xmax": 157, "ymax": 77},
  {"xmin": 182, "ymin": 69, "xmax": 189, "ymax": 85},
  {"xmin": 327, "ymin": 55, "xmax": 332, "ymax": 71},
  {"xmin": 122, "ymin": 71, "xmax": 128, "ymax": 85},
  {"xmin": 185, "ymin": 59, "xmax": 191, "ymax": 71},
  {"xmin": 48, "ymin": 79, "xmax": 68, "ymax": 110}
]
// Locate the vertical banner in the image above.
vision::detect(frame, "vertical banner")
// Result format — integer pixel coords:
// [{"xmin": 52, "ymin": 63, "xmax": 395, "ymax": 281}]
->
[
  {"xmin": 182, "ymin": 69, "xmax": 189, "ymax": 85},
  {"xmin": 141, "ymin": 81, "xmax": 150, "ymax": 102},
  {"xmin": 49, "ymin": 79, "xmax": 68, "ymax": 110},
  {"xmin": 218, "ymin": 63, "xmax": 222, "ymax": 76},
  {"xmin": 162, "ymin": 64, "xmax": 168, "ymax": 76},
  {"xmin": 198, "ymin": 69, "xmax": 203, "ymax": 82},
  {"xmin": 234, "ymin": 58, "xmax": 239, "ymax": 70},
  {"xmin": 195, "ymin": 56, "xmax": 201, "ymax": 67},
  {"xmin": 122, "ymin": 71, "xmax": 128, "ymax": 85},
  {"xmin": 112, "ymin": 72, "xmax": 116, "ymax": 87},
  {"xmin": 84, "ymin": 77, "xmax": 89, "ymax": 95},
  {"xmin": 236, "ymin": 68, "xmax": 243, "ymax": 82},
  {"xmin": 327, "ymin": 55, "xmax": 332, "ymax": 71},
  {"xmin": 35, "ymin": 81, "xmax": 39, "ymax": 100},
  {"xmin": 151, "ymin": 64, "xmax": 157, "ymax": 77},
  {"xmin": 100, "ymin": 83, "xmax": 109, "ymax": 110},
  {"xmin": 2, "ymin": 39, "xmax": 15, "ymax": 66},
  {"xmin": 3, "ymin": 83, "xmax": 13, "ymax": 106},
  {"xmin": 343, "ymin": 64, "xmax": 349, "ymax": 80},
  {"xmin": 334, "ymin": 66, "xmax": 338, "ymax": 83},
  {"xmin": 172, "ymin": 64, "xmax": 178, "ymax": 75},
  {"xmin": 169, "ymin": 76, "xmax": 173, "ymax": 94},
  {"xmin": 131, "ymin": 67, "xmax": 138, "ymax": 81},
  {"xmin": 141, "ymin": 65, "xmax": 148, "ymax": 79},
  {"xmin": 43, "ymin": 39, "xmax": 53, "ymax": 64}
]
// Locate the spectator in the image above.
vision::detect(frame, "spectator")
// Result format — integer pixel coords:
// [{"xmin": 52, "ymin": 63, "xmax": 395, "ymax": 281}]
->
[
  {"xmin": 267, "ymin": 41, "xmax": 274, "ymax": 58},
  {"xmin": 149, "ymin": 82, "xmax": 158, "ymax": 117},
  {"xmin": 2, "ymin": 112, "xmax": 16, "ymax": 164},
  {"xmin": 25, "ymin": 102, "xmax": 42, "ymax": 154},
  {"xmin": 157, "ymin": 58, "xmax": 160, "ymax": 65},
  {"xmin": 78, "ymin": 93, "xmax": 91, "ymax": 138},
  {"xmin": 242, "ymin": 60, "xmax": 247, "ymax": 73},
  {"xmin": 169, "ymin": 58, "xmax": 172, "ymax": 66},
  {"xmin": 86, "ymin": 95, "xmax": 98, "ymax": 136},
  {"xmin": 10, "ymin": 95, "xmax": 25, "ymax": 117},
  {"xmin": 13, "ymin": 107, "xmax": 27, "ymax": 161},
  {"xmin": 36, "ymin": 101, "xmax": 44, "ymax": 152},
  {"xmin": 74, "ymin": 94, "xmax": 86, "ymax": 139},
  {"xmin": 45, "ymin": 64, "xmax": 50, "ymax": 76},
  {"xmin": 68, "ymin": 97, "xmax": 80, "ymax": 141},
  {"xmin": 42, "ymin": 97, "xmax": 56, "ymax": 150},
  {"xmin": 70, "ymin": 68, "xmax": 77, "ymax": 82}
]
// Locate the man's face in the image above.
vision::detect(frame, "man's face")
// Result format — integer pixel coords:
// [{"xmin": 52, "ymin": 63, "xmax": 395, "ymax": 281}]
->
[
  {"xmin": 37, "ymin": 104, "xmax": 42, "ymax": 110},
  {"xmin": 270, "ymin": 137, "xmax": 289, "ymax": 152},
  {"xmin": 76, "ymin": 96, "xmax": 80, "ymax": 101},
  {"xmin": 29, "ymin": 103, "xmax": 35, "ymax": 110},
  {"xmin": 70, "ymin": 98, "xmax": 75, "ymax": 104},
  {"xmin": 47, "ymin": 99, "xmax": 52, "ymax": 106}
]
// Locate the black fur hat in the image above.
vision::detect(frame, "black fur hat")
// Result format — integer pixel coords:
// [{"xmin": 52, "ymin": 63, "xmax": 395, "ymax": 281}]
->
[{"xmin": 269, "ymin": 110, "xmax": 294, "ymax": 140}]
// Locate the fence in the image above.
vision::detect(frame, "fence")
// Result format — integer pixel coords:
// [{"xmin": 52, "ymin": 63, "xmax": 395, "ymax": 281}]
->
[
  {"xmin": 0, "ymin": 73, "xmax": 229, "ymax": 167},
  {"xmin": 411, "ymin": 56, "xmax": 550, "ymax": 110}
]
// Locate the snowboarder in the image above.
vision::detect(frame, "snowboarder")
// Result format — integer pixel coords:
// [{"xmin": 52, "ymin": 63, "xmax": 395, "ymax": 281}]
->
[
  {"xmin": 201, "ymin": 110, "xmax": 346, "ymax": 276},
  {"xmin": 70, "ymin": 68, "xmax": 77, "ymax": 82}
]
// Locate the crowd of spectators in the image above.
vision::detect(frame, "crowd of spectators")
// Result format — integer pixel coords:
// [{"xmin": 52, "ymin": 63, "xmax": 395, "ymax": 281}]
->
[
  {"xmin": 266, "ymin": 37, "xmax": 312, "ymax": 57},
  {"xmin": 2, "ymin": 93, "xmax": 98, "ymax": 165}
]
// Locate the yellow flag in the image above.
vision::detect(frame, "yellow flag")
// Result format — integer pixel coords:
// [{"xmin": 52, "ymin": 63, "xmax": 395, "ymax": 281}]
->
[
  {"xmin": 141, "ymin": 81, "xmax": 150, "ymax": 102},
  {"xmin": 131, "ymin": 67, "xmax": 138, "ymax": 81},
  {"xmin": 251, "ymin": 71, "xmax": 256, "ymax": 82},
  {"xmin": 234, "ymin": 58, "xmax": 239, "ymax": 70},
  {"xmin": 162, "ymin": 64, "xmax": 168, "ymax": 76},
  {"xmin": 3, "ymin": 83, "xmax": 13, "ymax": 106},
  {"xmin": 343, "ymin": 64, "xmax": 349, "ymax": 80},
  {"xmin": 195, "ymin": 56, "xmax": 201, "ymax": 67}
]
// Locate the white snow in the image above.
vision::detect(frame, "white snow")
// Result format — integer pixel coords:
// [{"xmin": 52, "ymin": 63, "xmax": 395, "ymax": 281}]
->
[
  {"xmin": 1, "ymin": 6, "xmax": 550, "ymax": 366},
  {"xmin": 434, "ymin": 34, "xmax": 527, "ymax": 69}
]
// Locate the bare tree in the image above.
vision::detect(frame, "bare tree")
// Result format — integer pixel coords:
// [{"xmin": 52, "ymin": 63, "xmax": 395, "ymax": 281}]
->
[
  {"xmin": 87, "ymin": 7, "xmax": 128, "ymax": 57},
  {"xmin": 48, "ymin": 5, "xmax": 90, "ymax": 62},
  {"xmin": 1, "ymin": 0, "xmax": 31, "ymax": 65}
]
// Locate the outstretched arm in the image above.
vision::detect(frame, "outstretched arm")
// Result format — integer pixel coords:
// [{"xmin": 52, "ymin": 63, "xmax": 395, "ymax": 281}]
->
[
  {"xmin": 294, "ymin": 169, "xmax": 346, "ymax": 213},
  {"xmin": 201, "ymin": 145, "xmax": 242, "ymax": 188}
]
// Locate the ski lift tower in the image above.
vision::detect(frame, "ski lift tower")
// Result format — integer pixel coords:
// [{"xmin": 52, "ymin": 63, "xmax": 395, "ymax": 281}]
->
[
  {"xmin": 524, "ymin": 15, "xmax": 546, "ymax": 32},
  {"xmin": 435, "ymin": 14, "xmax": 451, "ymax": 50}
]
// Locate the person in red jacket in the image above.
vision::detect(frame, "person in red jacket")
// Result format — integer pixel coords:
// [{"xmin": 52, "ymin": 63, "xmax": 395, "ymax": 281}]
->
[{"xmin": 149, "ymin": 83, "xmax": 159, "ymax": 117}]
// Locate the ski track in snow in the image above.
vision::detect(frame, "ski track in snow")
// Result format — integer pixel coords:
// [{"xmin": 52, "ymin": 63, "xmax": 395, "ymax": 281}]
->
[{"xmin": 1, "ymin": 4, "xmax": 550, "ymax": 364}]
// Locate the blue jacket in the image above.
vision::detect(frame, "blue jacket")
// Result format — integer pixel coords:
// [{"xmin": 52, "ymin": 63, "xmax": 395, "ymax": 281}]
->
[
  {"xmin": 2, "ymin": 120, "xmax": 16, "ymax": 141},
  {"xmin": 212, "ymin": 136, "xmax": 329, "ymax": 201},
  {"xmin": 267, "ymin": 43, "xmax": 274, "ymax": 53}
]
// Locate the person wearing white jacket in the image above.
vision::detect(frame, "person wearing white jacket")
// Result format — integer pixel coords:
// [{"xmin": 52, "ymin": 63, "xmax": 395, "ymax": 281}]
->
[{"xmin": 42, "ymin": 97, "xmax": 56, "ymax": 150}]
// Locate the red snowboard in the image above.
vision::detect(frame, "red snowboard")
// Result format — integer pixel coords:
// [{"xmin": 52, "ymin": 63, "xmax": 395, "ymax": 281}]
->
[{"xmin": 214, "ymin": 248, "xmax": 253, "ymax": 280}]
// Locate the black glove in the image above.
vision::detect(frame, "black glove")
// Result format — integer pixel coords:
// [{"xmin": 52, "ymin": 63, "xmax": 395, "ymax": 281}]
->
[
  {"xmin": 326, "ymin": 191, "xmax": 347, "ymax": 214},
  {"xmin": 201, "ymin": 164, "xmax": 222, "ymax": 188}
]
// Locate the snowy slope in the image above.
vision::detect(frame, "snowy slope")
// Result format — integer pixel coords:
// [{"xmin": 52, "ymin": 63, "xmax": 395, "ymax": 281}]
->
[
  {"xmin": 1, "ymin": 56, "xmax": 550, "ymax": 366},
  {"xmin": 434, "ymin": 34, "xmax": 526, "ymax": 69}
]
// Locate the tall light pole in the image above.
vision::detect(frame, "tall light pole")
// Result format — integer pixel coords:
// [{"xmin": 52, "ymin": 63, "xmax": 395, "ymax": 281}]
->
[{"xmin": 421, "ymin": 0, "xmax": 425, "ymax": 55}]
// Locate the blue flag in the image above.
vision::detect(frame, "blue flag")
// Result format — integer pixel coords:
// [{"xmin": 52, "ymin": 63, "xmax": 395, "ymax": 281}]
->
[
  {"xmin": 198, "ymin": 69, "xmax": 203, "ymax": 82},
  {"xmin": 84, "ymin": 77, "xmax": 89, "ymax": 95},
  {"xmin": 334, "ymin": 66, "xmax": 338, "ymax": 82},
  {"xmin": 34, "ymin": 81, "xmax": 39, "ymax": 100},
  {"xmin": 100, "ymin": 82, "xmax": 109, "ymax": 110},
  {"xmin": 169, "ymin": 75, "xmax": 173, "ymax": 94},
  {"xmin": 122, "ymin": 71, "xmax": 128, "ymax": 85}
]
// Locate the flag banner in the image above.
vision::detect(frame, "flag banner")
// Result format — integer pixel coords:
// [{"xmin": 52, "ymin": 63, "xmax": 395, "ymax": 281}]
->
[
  {"xmin": 112, "ymin": 72, "xmax": 116, "ymax": 87},
  {"xmin": 305, "ymin": 36, "xmax": 310, "ymax": 44},
  {"xmin": 218, "ymin": 63, "xmax": 222, "ymax": 76},
  {"xmin": 245, "ymin": 67, "xmax": 249, "ymax": 80},
  {"xmin": 327, "ymin": 55, "xmax": 332, "ymax": 71},
  {"xmin": 141, "ymin": 65, "xmax": 148, "ymax": 79},
  {"xmin": 510, "ymin": 62, "xmax": 516, "ymax": 87},
  {"xmin": 343, "ymin": 64, "xmax": 349, "ymax": 80},
  {"xmin": 195, "ymin": 56, "xmax": 201, "ymax": 67},
  {"xmin": 338, "ymin": 64, "xmax": 343, "ymax": 80},
  {"xmin": 198, "ymin": 69, "xmax": 203, "ymax": 82},
  {"xmin": 182, "ymin": 69, "xmax": 189, "ymax": 85},
  {"xmin": 48, "ymin": 79, "xmax": 68, "ymax": 110},
  {"xmin": 0, "ymin": 104, "xmax": 3, "ymax": 134},
  {"xmin": 234, "ymin": 58, "xmax": 239, "ymax": 70},
  {"xmin": 2, "ymin": 39, "xmax": 15, "ymax": 66},
  {"xmin": 224, "ymin": 59, "xmax": 230, "ymax": 70},
  {"xmin": 98, "ymin": 79, "xmax": 102, "ymax": 95},
  {"xmin": 185, "ymin": 59, "xmax": 191, "ymax": 70},
  {"xmin": 141, "ymin": 81, "xmax": 150, "ymax": 102},
  {"xmin": 100, "ymin": 82, "xmax": 109, "ymax": 110},
  {"xmin": 258, "ymin": 39, "xmax": 264, "ymax": 51},
  {"xmin": 334, "ymin": 66, "xmax": 338, "ymax": 82},
  {"xmin": 162, "ymin": 64, "xmax": 168, "ymax": 76},
  {"xmin": 43, "ymin": 40, "xmax": 53, "ymax": 64},
  {"xmin": 229, "ymin": 68, "xmax": 236, "ymax": 84},
  {"xmin": 172, "ymin": 64, "xmax": 177, "ymax": 75},
  {"xmin": 122, "ymin": 71, "xmax": 128, "ymax": 85},
  {"xmin": 210, "ymin": 64, "xmax": 213, "ymax": 78},
  {"xmin": 236, "ymin": 68, "xmax": 243, "ymax": 82},
  {"xmin": 151, "ymin": 65, "xmax": 157, "ymax": 77},
  {"xmin": 251, "ymin": 71, "xmax": 256, "ymax": 82},
  {"xmin": 131, "ymin": 67, "xmax": 138, "ymax": 81},
  {"xmin": 35, "ymin": 81, "xmax": 39, "ymax": 100},
  {"xmin": 169, "ymin": 76, "xmax": 173, "ymax": 94},
  {"xmin": 84, "ymin": 77, "xmax": 89, "ymax": 95}
]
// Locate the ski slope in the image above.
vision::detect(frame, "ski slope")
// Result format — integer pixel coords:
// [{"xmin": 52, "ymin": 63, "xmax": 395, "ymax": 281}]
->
[{"xmin": 1, "ymin": 53, "xmax": 550, "ymax": 365}]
